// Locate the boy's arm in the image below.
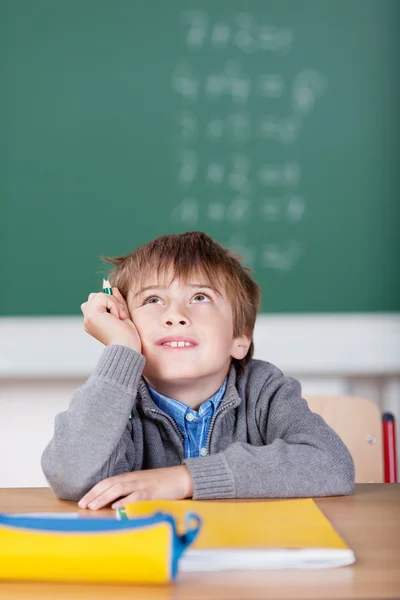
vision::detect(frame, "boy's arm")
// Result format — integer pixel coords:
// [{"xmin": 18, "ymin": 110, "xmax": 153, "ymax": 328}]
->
[
  {"xmin": 184, "ymin": 374, "xmax": 355, "ymax": 499},
  {"xmin": 41, "ymin": 345, "xmax": 145, "ymax": 501}
]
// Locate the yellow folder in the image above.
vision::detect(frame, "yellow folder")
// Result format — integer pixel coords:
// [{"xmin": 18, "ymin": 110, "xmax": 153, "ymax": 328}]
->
[{"xmin": 124, "ymin": 498, "xmax": 355, "ymax": 570}]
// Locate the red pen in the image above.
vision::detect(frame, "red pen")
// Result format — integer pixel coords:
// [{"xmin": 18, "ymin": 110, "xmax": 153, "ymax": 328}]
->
[{"xmin": 383, "ymin": 412, "xmax": 398, "ymax": 483}]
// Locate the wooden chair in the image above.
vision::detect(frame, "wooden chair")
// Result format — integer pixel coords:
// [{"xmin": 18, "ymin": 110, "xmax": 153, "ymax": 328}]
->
[{"xmin": 305, "ymin": 395, "xmax": 384, "ymax": 483}]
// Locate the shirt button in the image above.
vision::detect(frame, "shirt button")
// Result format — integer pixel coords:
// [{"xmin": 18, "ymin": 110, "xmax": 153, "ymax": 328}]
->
[
  {"xmin": 185, "ymin": 413, "xmax": 195, "ymax": 422},
  {"xmin": 200, "ymin": 447, "xmax": 208, "ymax": 457}
]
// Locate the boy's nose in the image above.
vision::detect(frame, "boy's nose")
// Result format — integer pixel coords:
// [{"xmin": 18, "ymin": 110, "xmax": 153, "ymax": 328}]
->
[
  {"xmin": 164, "ymin": 302, "xmax": 191, "ymax": 326},
  {"xmin": 165, "ymin": 318, "xmax": 187, "ymax": 326}
]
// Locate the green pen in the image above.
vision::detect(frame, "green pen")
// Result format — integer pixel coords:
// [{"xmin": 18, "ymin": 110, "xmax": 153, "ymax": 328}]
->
[
  {"xmin": 116, "ymin": 507, "xmax": 128, "ymax": 520},
  {"xmin": 103, "ymin": 277, "xmax": 112, "ymax": 313}
]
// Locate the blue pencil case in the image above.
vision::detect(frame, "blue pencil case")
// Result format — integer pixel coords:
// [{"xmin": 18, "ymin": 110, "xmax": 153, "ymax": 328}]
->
[{"xmin": 0, "ymin": 511, "xmax": 201, "ymax": 584}]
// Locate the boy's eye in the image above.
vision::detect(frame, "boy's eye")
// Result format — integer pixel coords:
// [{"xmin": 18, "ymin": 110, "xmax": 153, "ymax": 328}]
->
[
  {"xmin": 192, "ymin": 293, "xmax": 212, "ymax": 303},
  {"xmin": 141, "ymin": 292, "xmax": 212, "ymax": 305},
  {"xmin": 143, "ymin": 295, "xmax": 162, "ymax": 305}
]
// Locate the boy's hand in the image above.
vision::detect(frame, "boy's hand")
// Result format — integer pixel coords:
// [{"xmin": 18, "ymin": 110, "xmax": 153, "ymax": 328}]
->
[
  {"xmin": 78, "ymin": 466, "xmax": 194, "ymax": 510},
  {"xmin": 81, "ymin": 287, "xmax": 142, "ymax": 353}
]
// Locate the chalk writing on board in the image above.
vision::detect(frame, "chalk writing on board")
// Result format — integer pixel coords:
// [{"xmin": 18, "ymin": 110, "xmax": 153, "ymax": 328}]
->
[
  {"xmin": 226, "ymin": 197, "xmax": 251, "ymax": 223},
  {"xmin": 207, "ymin": 203, "xmax": 226, "ymax": 221},
  {"xmin": 204, "ymin": 155, "xmax": 252, "ymax": 191},
  {"xmin": 228, "ymin": 154, "xmax": 251, "ymax": 193},
  {"xmin": 226, "ymin": 112, "xmax": 251, "ymax": 142},
  {"xmin": 206, "ymin": 60, "xmax": 251, "ymax": 105},
  {"xmin": 172, "ymin": 63, "xmax": 326, "ymax": 118},
  {"xmin": 260, "ymin": 115, "xmax": 302, "ymax": 145},
  {"xmin": 171, "ymin": 9, "xmax": 327, "ymax": 273},
  {"xmin": 177, "ymin": 150, "xmax": 198, "ymax": 186},
  {"xmin": 177, "ymin": 111, "xmax": 305, "ymax": 146},
  {"xmin": 259, "ymin": 74, "xmax": 286, "ymax": 98},
  {"xmin": 224, "ymin": 233, "xmax": 256, "ymax": 268},
  {"xmin": 206, "ymin": 118, "xmax": 224, "ymax": 141},
  {"xmin": 178, "ymin": 112, "xmax": 198, "ymax": 142},
  {"xmin": 286, "ymin": 195, "xmax": 306, "ymax": 222},
  {"xmin": 206, "ymin": 112, "xmax": 253, "ymax": 143},
  {"xmin": 292, "ymin": 69, "xmax": 328, "ymax": 116},
  {"xmin": 211, "ymin": 24, "xmax": 230, "ymax": 49},
  {"xmin": 172, "ymin": 198, "xmax": 199, "ymax": 226},
  {"xmin": 261, "ymin": 242, "xmax": 303, "ymax": 271},
  {"xmin": 171, "ymin": 63, "xmax": 199, "ymax": 102},
  {"xmin": 207, "ymin": 163, "xmax": 225, "ymax": 184},
  {"xmin": 222, "ymin": 235, "xmax": 304, "ymax": 272},
  {"xmin": 258, "ymin": 162, "xmax": 301, "ymax": 188},
  {"xmin": 259, "ymin": 195, "xmax": 305, "ymax": 222},
  {"xmin": 182, "ymin": 10, "xmax": 294, "ymax": 55}
]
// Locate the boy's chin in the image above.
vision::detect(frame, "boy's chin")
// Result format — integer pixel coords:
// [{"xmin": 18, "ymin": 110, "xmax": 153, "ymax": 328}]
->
[{"xmin": 144, "ymin": 360, "xmax": 212, "ymax": 382}]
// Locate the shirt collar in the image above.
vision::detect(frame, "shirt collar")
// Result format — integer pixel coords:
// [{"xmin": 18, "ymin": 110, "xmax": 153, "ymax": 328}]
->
[
  {"xmin": 147, "ymin": 376, "xmax": 227, "ymax": 419},
  {"xmin": 138, "ymin": 361, "xmax": 242, "ymax": 418}
]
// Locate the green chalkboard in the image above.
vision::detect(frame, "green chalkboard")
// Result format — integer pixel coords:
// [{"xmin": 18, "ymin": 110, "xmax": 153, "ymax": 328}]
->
[{"xmin": 1, "ymin": 0, "xmax": 399, "ymax": 315}]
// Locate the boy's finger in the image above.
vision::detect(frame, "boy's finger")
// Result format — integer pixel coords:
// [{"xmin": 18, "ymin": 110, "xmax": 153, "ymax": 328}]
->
[
  {"xmin": 106, "ymin": 297, "xmax": 127, "ymax": 319},
  {"xmin": 78, "ymin": 478, "xmax": 115, "ymax": 508},
  {"xmin": 103, "ymin": 297, "xmax": 120, "ymax": 319},
  {"xmin": 94, "ymin": 294, "xmax": 126, "ymax": 319},
  {"xmin": 112, "ymin": 288, "xmax": 129, "ymax": 307},
  {"xmin": 112, "ymin": 489, "xmax": 147, "ymax": 509},
  {"xmin": 111, "ymin": 289, "xmax": 130, "ymax": 318},
  {"xmin": 115, "ymin": 299, "xmax": 129, "ymax": 319},
  {"xmin": 87, "ymin": 482, "xmax": 137, "ymax": 510},
  {"xmin": 112, "ymin": 287, "xmax": 124, "ymax": 300}
]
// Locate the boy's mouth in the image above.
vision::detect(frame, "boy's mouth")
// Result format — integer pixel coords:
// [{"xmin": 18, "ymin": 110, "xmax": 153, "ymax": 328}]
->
[{"xmin": 156, "ymin": 336, "xmax": 198, "ymax": 348}]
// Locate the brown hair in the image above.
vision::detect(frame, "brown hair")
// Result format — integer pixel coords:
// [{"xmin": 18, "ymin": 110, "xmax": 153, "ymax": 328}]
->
[{"xmin": 101, "ymin": 231, "xmax": 261, "ymax": 371}]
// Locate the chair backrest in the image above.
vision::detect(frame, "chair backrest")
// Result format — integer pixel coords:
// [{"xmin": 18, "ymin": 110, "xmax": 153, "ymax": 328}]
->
[{"xmin": 304, "ymin": 395, "xmax": 384, "ymax": 483}]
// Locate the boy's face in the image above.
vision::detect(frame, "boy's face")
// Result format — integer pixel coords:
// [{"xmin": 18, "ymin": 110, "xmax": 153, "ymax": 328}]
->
[{"xmin": 127, "ymin": 271, "xmax": 250, "ymax": 392}]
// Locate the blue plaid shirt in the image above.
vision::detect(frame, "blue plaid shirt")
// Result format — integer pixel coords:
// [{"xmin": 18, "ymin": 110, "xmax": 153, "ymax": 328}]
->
[{"xmin": 147, "ymin": 378, "xmax": 227, "ymax": 459}]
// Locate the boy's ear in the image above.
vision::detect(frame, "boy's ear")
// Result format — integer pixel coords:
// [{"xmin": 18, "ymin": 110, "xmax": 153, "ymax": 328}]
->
[{"xmin": 231, "ymin": 333, "xmax": 252, "ymax": 360}]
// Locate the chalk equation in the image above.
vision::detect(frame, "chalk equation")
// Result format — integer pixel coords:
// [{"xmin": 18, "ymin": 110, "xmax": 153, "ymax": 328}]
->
[
  {"xmin": 170, "ymin": 9, "xmax": 328, "ymax": 273},
  {"xmin": 176, "ymin": 152, "xmax": 302, "ymax": 194},
  {"xmin": 178, "ymin": 111, "xmax": 303, "ymax": 145},
  {"xmin": 171, "ymin": 61, "xmax": 327, "ymax": 116},
  {"xmin": 182, "ymin": 10, "xmax": 294, "ymax": 55}
]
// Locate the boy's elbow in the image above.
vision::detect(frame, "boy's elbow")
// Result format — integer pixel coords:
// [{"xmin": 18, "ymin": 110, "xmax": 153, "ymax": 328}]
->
[
  {"xmin": 44, "ymin": 475, "xmax": 91, "ymax": 503},
  {"xmin": 41, "ymin": 452, "xmax": 91, "ymax": 502},
  {"xmin": 340, "ymin": 454, "xmax": 356, "ymax": 495},
  {"xmin": 324, "ymin": 445, "xmax": 355, "ymax": 496},
  {"xmin": 332, "ymin": 468, "xmax": 355, "ymax": 496}
]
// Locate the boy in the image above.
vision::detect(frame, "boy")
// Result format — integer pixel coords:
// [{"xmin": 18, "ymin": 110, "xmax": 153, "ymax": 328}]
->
[{"xmin": 41, "ymin": 231, "xmax": 354, "ymax": 509}]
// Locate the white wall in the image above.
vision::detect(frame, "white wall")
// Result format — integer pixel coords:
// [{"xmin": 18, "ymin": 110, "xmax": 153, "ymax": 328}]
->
[
  {"xmin": 0, "ymin": 379, "xmax": 82, "ymax": 487},
  {"xmin": 1, "ymin": 314, "xmax": 399, "ymax": 487}
]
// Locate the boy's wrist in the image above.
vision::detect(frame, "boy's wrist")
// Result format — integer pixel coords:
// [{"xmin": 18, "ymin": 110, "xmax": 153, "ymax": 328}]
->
[
  {"xmin": 181, "ymin": 464, "xmax": 194, "ymax": 498},
  {"xmin": 94, "ymin": 345, "xmax": 146, "ymax": 390},
  {"xmin": 107, "ymin": 339, "xmax": 141, "ymax": 353}
]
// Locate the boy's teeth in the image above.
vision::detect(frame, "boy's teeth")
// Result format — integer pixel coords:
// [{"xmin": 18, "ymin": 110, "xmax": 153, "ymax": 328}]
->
[{"xmin": 163, "ymin": 341, "xmax": 193, "ymax": 347}]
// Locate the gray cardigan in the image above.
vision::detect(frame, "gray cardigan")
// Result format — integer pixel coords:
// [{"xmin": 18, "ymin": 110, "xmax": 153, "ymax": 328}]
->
[{"xmin": 41, "ymin": 345, "xmax": 355, "ymax": 501}]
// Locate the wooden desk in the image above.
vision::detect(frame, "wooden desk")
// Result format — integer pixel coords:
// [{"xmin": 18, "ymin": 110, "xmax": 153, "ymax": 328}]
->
[{"xmin": 0, "ymin": 484, "xmax": 399, "ymax": 600}]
